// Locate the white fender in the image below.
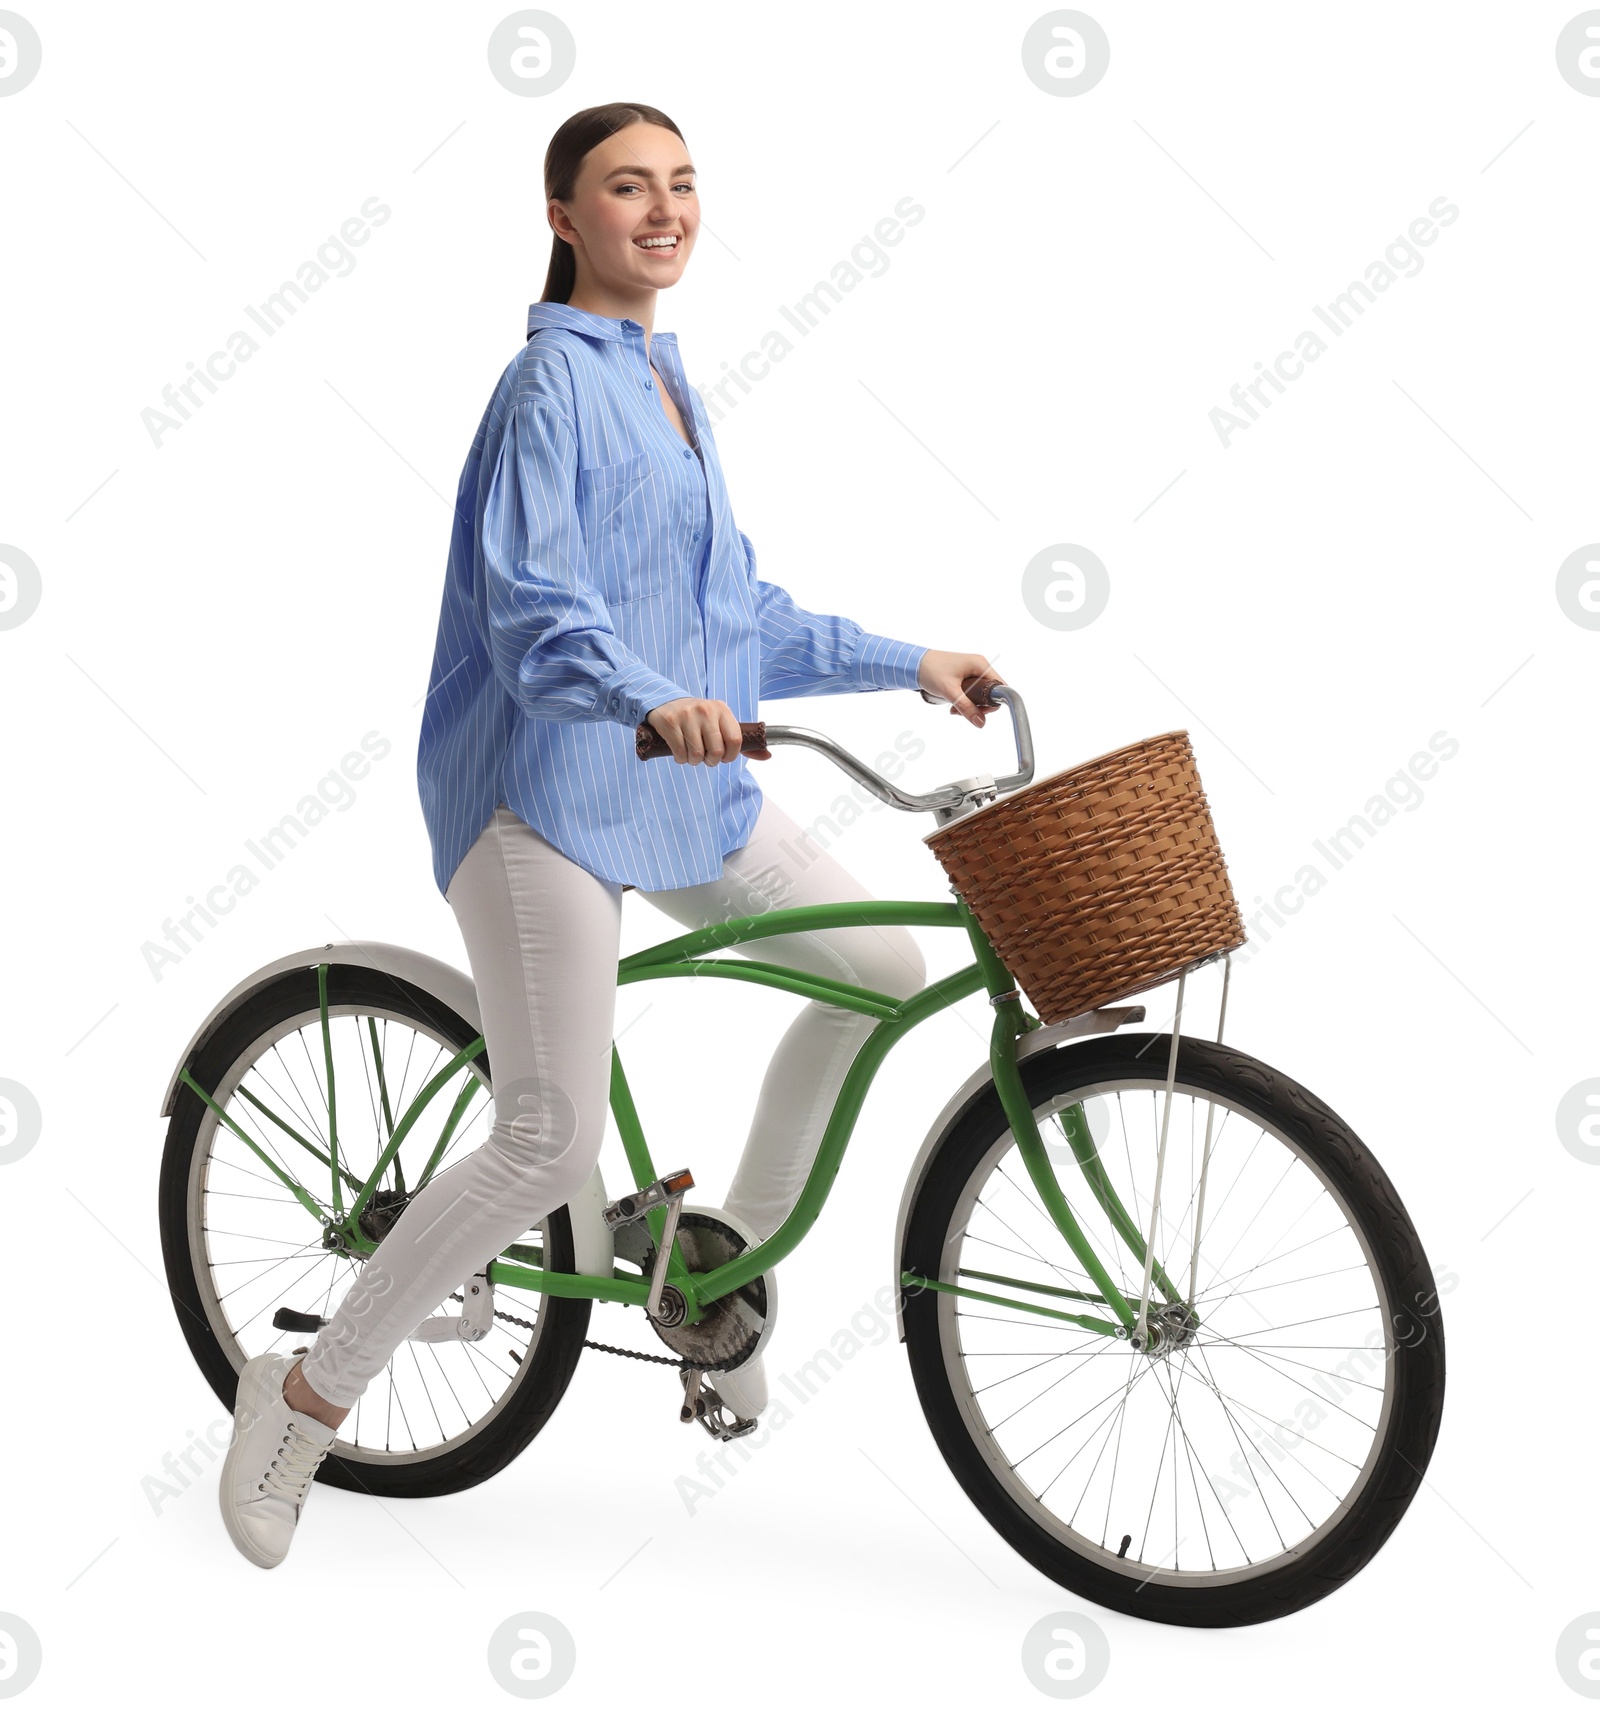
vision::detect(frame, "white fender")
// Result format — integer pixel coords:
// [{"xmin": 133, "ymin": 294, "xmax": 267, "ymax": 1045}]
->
[
  {"xmin": 891, "ymin": 1004, "xmax": 1146, "ymax": 1340},
  {"xmin": 158, "ymin": 939, "xmax": 614, "ymax": 1280}
]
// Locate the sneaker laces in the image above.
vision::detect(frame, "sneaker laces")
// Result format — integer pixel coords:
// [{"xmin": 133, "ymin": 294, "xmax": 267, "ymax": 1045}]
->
[{"xmin": 260, "ymin": 1419, "xmax": 331, "ymax": 1505}]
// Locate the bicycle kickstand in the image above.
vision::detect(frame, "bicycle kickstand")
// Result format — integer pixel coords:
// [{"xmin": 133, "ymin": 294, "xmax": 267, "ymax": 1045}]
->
[{"xmin": 407, "ymin": 1266, "xmax": 494, "ymax": 1342}]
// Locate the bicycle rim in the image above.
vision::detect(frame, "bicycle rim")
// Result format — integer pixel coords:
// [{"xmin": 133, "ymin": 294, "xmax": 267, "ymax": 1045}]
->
[{"xmin": 936, "ymin": 1075, "xmax": 1398, "ymax": 1589}]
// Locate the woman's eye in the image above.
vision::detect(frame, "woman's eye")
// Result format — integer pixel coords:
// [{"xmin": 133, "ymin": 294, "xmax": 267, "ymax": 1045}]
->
[{"xmin": 673, "ymin": 182, "xmax": 695, "ymax": 194}]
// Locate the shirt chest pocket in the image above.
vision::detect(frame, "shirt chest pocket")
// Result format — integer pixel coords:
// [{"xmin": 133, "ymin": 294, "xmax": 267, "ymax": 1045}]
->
[{"xmin": 576, "ymin": 450, "xmax": 669, "ymax": 605}]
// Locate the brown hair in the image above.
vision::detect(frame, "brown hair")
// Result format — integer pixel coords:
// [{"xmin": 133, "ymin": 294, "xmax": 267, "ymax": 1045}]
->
[{"xmin": 540, "ymin": 102, "xmax": 687, "ymax": 304}]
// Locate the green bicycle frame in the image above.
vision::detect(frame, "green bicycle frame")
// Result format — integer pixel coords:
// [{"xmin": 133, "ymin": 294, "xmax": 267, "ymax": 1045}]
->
[{"xmin": 179, "ymin": 899, "xmax": 1184, "ymax": 1343}]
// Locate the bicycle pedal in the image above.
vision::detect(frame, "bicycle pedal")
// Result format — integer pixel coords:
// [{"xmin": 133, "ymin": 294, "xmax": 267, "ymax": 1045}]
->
[
  {"xmin": 272, "ymin": 1307, "xmax": 329, "ymax": 1334},
  {"xmin": 679, "ymin": 1368, "xmax": 758, "ymax": 1441},
  {"xmin": 603, "ymin": 1168, "xmax": 694, "ymax": 1229}
]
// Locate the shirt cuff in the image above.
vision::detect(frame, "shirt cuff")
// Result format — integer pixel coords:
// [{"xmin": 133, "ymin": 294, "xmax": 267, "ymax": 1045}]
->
[
  {"xmin": 851, "ymin": 632, "xmax": 928, "ymax": 692},
  {"xmin": 594, "ymin": 660, "xmax": 696, "ymax": 729}
]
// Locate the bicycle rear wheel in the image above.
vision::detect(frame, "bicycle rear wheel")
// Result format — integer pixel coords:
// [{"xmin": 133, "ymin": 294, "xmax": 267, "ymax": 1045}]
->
[
  {"xmin": 900, "ymin": 1033, "xmax": 1445, "ymax": 1626},
  {"xmin": 158, "ymin": 963, "xmax": 590, "ymax": 1497}
]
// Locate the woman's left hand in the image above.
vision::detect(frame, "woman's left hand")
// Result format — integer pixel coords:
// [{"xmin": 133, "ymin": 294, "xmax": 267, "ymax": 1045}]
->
[{"xmin": 917, "ymin": 650, "xmax": 1003, "ymax": 728}]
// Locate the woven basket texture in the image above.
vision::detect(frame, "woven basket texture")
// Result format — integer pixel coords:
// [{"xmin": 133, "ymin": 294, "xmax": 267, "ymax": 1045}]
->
[{"xmin": 924, "ymin": 730, "xmax": 1246, "ymax": 1024}]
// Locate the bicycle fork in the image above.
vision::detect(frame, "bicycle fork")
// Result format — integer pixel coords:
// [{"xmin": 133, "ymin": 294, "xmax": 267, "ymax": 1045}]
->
[
  {"xmin": 985, "ymin": 994, "xmax": 1148, "ymax": 1340},
  {"xmin": 937, "ymin": 901, "xmax": 1194, "ymax": 1348}
]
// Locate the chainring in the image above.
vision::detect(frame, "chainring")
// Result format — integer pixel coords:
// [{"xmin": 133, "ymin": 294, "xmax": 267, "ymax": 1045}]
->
[{"xmin": 642, "ymin": 1210, "xmax": 771, "ymax": 1373}]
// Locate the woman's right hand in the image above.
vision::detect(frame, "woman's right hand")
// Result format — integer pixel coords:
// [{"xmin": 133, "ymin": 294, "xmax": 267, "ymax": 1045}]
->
[{"xmin": 644, "ymin": 697, "xmax": 749, "ymax": 765}]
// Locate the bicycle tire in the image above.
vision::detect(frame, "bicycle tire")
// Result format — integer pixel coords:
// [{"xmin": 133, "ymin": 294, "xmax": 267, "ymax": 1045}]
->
[{"xmin": 900, "ymin": 1032, "xmax": 1445, "ymax": 1626}]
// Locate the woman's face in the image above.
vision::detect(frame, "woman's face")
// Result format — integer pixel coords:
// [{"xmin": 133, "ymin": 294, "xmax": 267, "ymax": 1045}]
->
[{"xmin": 550, "ymin": 121, "xmax": 699, "ymax": 298}]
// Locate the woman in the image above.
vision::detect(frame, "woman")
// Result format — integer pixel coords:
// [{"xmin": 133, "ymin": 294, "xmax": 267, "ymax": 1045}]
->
[{"xmin": 219, "ymin": 101, "xmax": 998, "ymax": 1569}]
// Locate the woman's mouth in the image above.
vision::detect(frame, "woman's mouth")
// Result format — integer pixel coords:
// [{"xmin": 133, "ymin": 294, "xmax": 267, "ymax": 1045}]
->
[{"xmin": 633, "ymin": 234, "xmax": 681, "ymax": 254}]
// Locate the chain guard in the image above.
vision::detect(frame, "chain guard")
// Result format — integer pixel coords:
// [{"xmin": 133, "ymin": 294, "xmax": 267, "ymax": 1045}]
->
[{"xmin": 640, "ymin": 1209, "xmax": 774, "ymax": 1374}]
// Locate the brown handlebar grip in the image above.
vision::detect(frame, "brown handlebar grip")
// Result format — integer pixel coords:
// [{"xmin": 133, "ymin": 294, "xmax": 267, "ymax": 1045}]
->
[
  {"xmin": 635, "ymin": 719, "xmax": 770, "ymax": 760},
  {"xmin": 919, "ymin": 674, "xmax": 1003, "ymax": 710}
]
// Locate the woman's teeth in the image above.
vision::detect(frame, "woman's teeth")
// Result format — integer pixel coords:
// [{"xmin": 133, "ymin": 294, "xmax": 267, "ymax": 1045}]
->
[{"xmin": 634, "ymin": 235, "xmax": 679, "ymax": 250}]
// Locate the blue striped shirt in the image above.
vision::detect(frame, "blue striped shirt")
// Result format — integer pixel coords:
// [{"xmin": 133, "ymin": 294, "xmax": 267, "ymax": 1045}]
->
[{"xmin": 416, "ymin": 301, "xmax": 929, "ymax": 895}]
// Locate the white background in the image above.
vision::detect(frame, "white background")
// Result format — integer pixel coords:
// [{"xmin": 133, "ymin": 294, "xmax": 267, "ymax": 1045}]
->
[{"xmin": 1, "ymin": 2, "xmax": 1596, "ymax": 1705}]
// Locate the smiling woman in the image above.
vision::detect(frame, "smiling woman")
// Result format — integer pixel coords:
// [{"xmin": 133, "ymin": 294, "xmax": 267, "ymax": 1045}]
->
[
  {"xmin": 214, "ymin": 98, "xmax": 1001, "ymax": 1571},
  {"xmin": 538, "ymin": 103, "xmax": 700, "ymax": 306}
]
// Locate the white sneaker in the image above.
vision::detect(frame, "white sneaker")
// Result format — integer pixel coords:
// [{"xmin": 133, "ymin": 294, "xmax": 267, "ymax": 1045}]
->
[
  {"xmin": 702, "ymin": 1203, "xmax": 773, "ymax": 1424},
  {"xmin": 219, "ymin": 1352, "xmax": 338, "ymax": 1568},
  {"xmin": 709, "ymin": 1352, "xmax": 768, "ymax": 1421}
]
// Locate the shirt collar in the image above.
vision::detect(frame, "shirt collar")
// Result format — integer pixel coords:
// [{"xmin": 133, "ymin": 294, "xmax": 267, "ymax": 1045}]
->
[{"xmin": 527, "ymin": 301, "xmax": 677, "ymax": 349}]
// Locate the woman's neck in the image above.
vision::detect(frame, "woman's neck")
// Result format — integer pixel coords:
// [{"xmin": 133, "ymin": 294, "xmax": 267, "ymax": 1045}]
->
[{"xmin": 566, "ymin": 281, "xmax": 657, "ymax": 343}]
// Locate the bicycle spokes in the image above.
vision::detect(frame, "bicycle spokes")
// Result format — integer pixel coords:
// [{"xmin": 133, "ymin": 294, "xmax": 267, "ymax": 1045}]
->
[
  {"xmin": 187, "ymin": 1000, "xmax": 556, "ymax": 1459},
  {"xmin": 183, "ymin": 1004, "xmax": 487, "ymax": 1251},
  {"xmin": 944, "ymin": 1084, "xmax": 1389, "ymax": 1580}
]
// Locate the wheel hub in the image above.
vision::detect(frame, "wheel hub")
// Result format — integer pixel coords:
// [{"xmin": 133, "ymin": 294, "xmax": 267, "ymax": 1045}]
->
[
  {"xmin": 1132, "ymin": 1301, "xmax": 1200, "ymax": 1359},
  {"xmin": 356, "ymin": 1188, "xmax": 412, "ymax": 1244}
]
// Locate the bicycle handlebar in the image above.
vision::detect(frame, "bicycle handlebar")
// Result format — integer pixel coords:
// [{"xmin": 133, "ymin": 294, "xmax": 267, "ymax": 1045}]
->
[{"xmin": 633, "ymin": 681, "xmax": 1035, "ymax": 821}]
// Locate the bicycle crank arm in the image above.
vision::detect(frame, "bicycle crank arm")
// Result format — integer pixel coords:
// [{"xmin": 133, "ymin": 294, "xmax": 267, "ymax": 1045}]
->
[
  {"xmin": 646, "ymin": 1194, "xmax": 686, "ymax": 1321},
  {"xmin": 603, "ymin": 1168, "xmax": 696, "ymax": 1324}
]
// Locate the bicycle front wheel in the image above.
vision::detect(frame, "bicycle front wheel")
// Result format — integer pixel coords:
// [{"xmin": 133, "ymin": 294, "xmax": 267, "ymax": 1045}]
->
[{"xmin": 900, "ymin": 1033, "xmax": 1445, "ymax": 1626}]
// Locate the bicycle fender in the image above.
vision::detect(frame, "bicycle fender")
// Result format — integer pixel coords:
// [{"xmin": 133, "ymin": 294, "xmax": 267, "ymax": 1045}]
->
[{"xmin": 156, "ymin": 938, "xmax": 616, "ymax": 1280}]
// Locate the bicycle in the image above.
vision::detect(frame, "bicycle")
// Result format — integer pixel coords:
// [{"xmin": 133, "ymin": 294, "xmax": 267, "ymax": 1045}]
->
[{"xmin": 157, "ymin": 685, "xmax": 1445, "ymax": 1627}]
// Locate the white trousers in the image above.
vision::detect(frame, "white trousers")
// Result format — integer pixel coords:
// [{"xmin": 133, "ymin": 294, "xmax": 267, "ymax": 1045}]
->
[{"xmin": 298, "ymin": 795, "xmax": 925, "ymax": 1409}]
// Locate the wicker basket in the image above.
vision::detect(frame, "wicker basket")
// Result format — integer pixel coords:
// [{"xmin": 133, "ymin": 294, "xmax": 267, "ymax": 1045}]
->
[{"xmin": 924, "ymin": 730, "xmax": 1246, "ymax": 1024}]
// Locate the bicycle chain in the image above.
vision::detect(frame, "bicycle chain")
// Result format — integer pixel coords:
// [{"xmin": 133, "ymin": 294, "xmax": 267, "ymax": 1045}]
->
[
  {"xmin": 581, "ymin": 1338, "xmax": 690, "ymax": 1370},
  {"xmin": 446, "ymin": 1292, "xmax": 690, "ymax": 1370}
]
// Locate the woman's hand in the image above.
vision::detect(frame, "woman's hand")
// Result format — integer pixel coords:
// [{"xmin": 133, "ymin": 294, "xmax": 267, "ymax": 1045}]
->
[
  {"xmin": 917, "ymin": 650, "xmax": 1004, "ymax": 728},
  {"xmin": 644, "ymin": 697, "xmax": 755, "ymax": 764}
]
